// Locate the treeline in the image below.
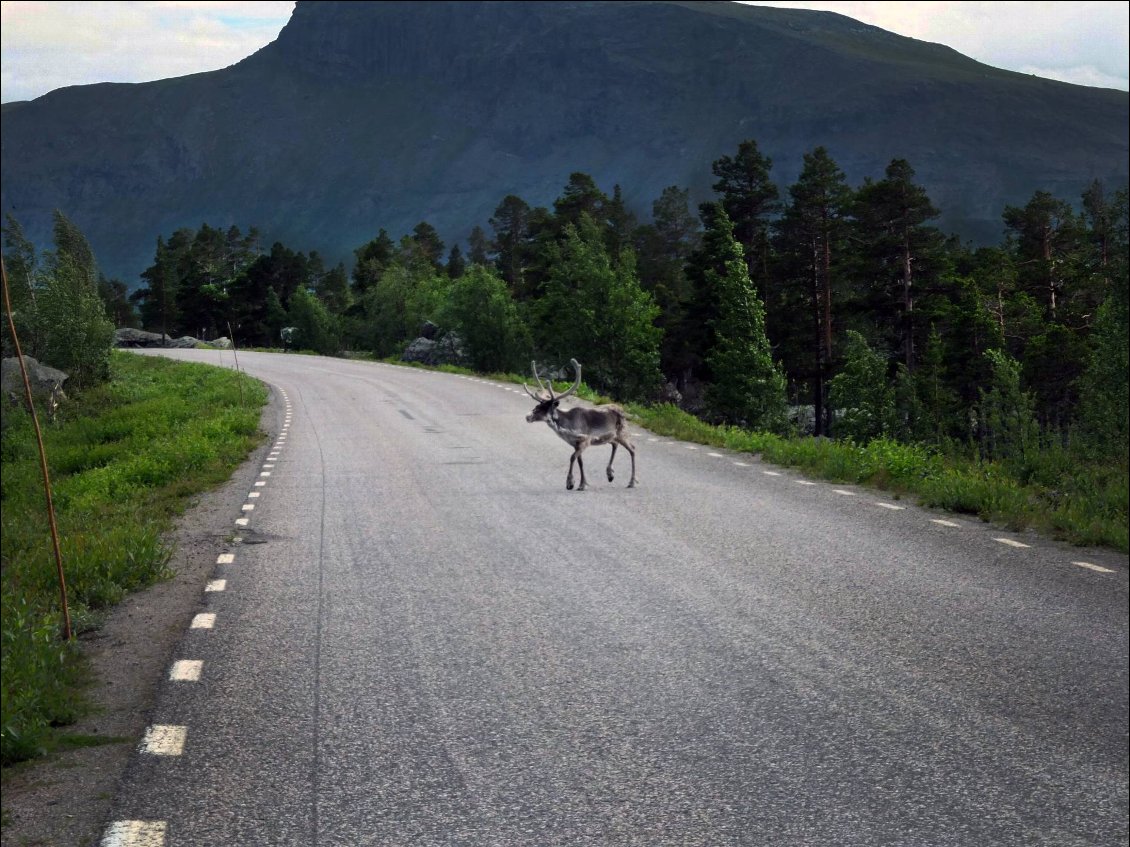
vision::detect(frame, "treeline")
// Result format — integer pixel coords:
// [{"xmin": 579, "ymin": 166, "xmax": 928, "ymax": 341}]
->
[{"xmin": 4, "ymin": 139, "xmax": 1127, "ymax": 467}]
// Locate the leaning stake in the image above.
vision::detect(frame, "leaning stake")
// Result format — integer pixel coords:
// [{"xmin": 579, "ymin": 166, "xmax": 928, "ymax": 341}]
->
[{"xmin": 1, "ymin": 255, "xmax": 72, "ymax": 640}]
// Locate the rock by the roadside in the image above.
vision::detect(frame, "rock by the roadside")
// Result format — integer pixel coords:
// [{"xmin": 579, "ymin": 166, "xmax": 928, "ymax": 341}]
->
[
  {"xmin": 2, "ymin": 355, "xmax": 69, "ymax": 398},
  {"xmin": 401, "ymin": 337, "xmax": 436, "ymax": 363},
  {"xmin": 115, "ymin": 327, "xmax": 169, "ymax": 347}
]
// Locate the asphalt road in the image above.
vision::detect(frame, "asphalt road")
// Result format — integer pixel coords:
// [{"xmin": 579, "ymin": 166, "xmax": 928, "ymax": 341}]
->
[{"xmin": 105, "ymin": 349, "xmax": 1128, "ymax": 847}]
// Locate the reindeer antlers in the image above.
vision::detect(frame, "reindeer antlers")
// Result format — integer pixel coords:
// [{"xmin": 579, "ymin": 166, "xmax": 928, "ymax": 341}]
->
[{"xmin": 522, "ymin": 359, "xmax": 582, "ymax": 402}]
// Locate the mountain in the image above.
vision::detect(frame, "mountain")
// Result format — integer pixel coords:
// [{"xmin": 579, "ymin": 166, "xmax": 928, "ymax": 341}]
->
[{"xmin": 2, "ymin": 0, "xmax": 1127, "ymax": 284}]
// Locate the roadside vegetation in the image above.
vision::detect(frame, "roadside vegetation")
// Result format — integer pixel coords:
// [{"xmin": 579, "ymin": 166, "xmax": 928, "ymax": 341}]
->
[{"xmin": 1, "ymin": 352, "xmax": 266, "ymax": 765}]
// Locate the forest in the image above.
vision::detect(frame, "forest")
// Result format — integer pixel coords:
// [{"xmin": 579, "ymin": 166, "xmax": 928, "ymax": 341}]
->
[{"xmin": 3, "ymin": 139, "xmax": 1128, "ymax": 474}]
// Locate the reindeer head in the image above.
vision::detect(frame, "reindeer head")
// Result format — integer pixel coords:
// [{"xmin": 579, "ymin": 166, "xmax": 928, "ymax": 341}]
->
[{"xmin": 524, "ymin": 359, "xmax": 581, "ymax": 422}]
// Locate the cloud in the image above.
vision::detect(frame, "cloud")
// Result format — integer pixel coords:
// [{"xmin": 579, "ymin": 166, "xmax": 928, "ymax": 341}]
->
[
  {"xmin": 747, "ymin": 1, "xmax": 1129, "ymax": 91},
  {"xmin": 1, "ymin": 1, "xmax": 295, "ymax": 102}
]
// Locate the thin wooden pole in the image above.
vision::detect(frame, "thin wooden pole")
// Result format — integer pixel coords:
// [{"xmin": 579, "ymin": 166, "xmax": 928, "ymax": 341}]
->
[
  {"xmin": 1, "ymin": 256, "xmax": 72, "ymax": 640},
  {"xmin": 226, "ymin": 321, "xmax": 244, "ymax": 407}
]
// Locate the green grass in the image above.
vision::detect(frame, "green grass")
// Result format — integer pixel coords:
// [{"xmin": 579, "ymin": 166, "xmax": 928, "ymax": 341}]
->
[{"xmin": 1, "ymin": 351, "xmax": 267, "ymax": 766}]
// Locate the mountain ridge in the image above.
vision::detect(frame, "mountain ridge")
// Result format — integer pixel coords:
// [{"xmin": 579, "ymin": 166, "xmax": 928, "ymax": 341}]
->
[{"xmin": 2, "ymin": 0, "xmax": 1126, "ymax": 283}]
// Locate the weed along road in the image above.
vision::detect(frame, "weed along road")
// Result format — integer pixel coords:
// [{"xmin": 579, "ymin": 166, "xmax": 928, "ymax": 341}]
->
[{"xmin": 108, "ymin": 349, "xmax": 1128, "ymax": 847}]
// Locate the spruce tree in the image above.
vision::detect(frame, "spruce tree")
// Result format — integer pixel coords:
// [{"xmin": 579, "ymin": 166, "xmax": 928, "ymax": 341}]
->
[
  {"xmin": 711, "ymin": 139, "xmax": 779, "ymax": 288},
  {"xmin": 773, "ymin": 147, "xmax": 853, "ymax": 435},
  {"xmin": 701, "ymin": 207, "xmax": 787, "ymax": 429}
]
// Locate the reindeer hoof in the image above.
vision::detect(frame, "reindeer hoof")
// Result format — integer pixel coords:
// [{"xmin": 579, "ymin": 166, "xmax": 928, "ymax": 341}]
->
[
  {"xmin": 627, "ymin": 480, "xmax": 637, "ymax": 488},
  {"xmin": 607, "ymin": 469, "xmax": 615, "ymax": 483},
  {"xmin": 566, "ymin": 479, "xmax": 574, "ymax": 490}
]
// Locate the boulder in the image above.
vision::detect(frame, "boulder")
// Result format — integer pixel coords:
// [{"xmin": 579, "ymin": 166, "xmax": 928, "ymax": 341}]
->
[
  {"xmin": 2, "ymin": 355, "xmax": 69, "ymax": 398},
  {"xmin": 400, "ymin": 331, "xmax": 469, "ymax": 367},
  {"xmin": 115, "ymin": 327, "xmax": 169, "ymax": 347}
]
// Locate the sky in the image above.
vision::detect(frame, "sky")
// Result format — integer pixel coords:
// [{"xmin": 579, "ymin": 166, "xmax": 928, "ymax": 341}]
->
[{"xmin": 1, "ymin": 1, "xmax": 1128, "ymax": 104}]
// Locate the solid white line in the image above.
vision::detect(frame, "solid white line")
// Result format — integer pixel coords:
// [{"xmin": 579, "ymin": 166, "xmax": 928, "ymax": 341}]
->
[
  {"xmin": 216, "ymin": 554, "xmax": 234, "ymax": 564},
  {"xmin": 833, "ymin": 489, "xmax": 856, "ymax": 496},
  {"xmin": 100, "ymin": 820, "xmax": 167, "ymax": 847},
  {"xmin": 205, "ymin": 579, "xmax": 226, "ymax": 592},
  {"xmin": 875, "ymin": 502, "xmax": 905, "ymax": 510},
  {"xmin": 140, "ymin": 725, "xmax": 187, "ymax": 756},
  {"xmin": 931, "ymin": 519, "xmax": 960, "ymax": 527},
  {"xmin": 169, "ymin": 660, "xmax": 203, "ymax": 682},
  {"xmin": 1073, "ymin": 561, "xmax": 1114, "ymax": 573},
  {"xmin": 190, "ymin": 613, "xmax": 215, "ymax": 629},
  {"xmin": 994, "ymin": 537, "xmax": 1030, "ymax": 548}
]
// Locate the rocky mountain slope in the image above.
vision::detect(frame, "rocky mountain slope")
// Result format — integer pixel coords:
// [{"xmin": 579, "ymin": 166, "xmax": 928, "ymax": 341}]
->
[{"xmin": 2, "ymin": 0, "xmax": 1126, "ymax": 283}]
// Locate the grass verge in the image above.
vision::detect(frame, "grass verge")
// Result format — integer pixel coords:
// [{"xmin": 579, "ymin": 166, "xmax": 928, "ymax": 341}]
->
[{"xmin": 1, "ymin": 351, "xmax": 267, "ymax": 766}]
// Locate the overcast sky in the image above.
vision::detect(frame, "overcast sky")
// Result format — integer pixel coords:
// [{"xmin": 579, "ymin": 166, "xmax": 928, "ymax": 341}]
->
[{"xmin": 2, "ymin": 1, "xmax": 1128, "ymax": 104}]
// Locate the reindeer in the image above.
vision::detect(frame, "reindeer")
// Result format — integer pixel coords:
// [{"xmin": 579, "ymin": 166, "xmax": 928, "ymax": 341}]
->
[{"xmin": 524, "ymin": 358, "xmax": 637, "ymax": 490}]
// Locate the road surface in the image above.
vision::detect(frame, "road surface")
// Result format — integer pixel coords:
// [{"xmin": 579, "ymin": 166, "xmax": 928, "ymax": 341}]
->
[{"xmin": 103, "ymin": 349, "xmax": 1128, "ymax": 847}]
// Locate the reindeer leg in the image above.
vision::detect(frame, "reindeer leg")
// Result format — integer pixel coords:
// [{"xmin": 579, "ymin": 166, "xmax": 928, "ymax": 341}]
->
[
  {"xmin": 576, "ymin": 449, "xmax": 588, "ymax": 490},
  {"xmin": 623, "ymin": 437, "xmax": 637, "ymax": 488},
  {"xmin": 607, "ymin": 443, "xmax": 617, "ymax": 482},
  {"xmin": 566, "ymin": 453, "xmax": 576, "ymax": 490}
]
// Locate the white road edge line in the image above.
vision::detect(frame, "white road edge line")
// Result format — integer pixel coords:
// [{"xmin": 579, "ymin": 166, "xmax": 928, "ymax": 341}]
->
[
  {"xmin": 216, "ymin": 553, "xmax": 234, "ymax": 564},
  {"xmin": 190, "ymin": 613, "xmax": 215, "ymax": 629},
  {"xmin": 169, "ymin": 660, "xmax": 203, "ymax": 682},
  {"xmin": 833, "ymin": 489, "xmax": 855, "ymax": 496},
  {"xmin": 994, "ymin": 537, "xmax": 1030, "ymax": 548},
  {"xmin": 875, "ymin": 502, "xmax": 905, "ymax": 510},
  {"xmin": 205, "ymin": 579, "xmax": 226, "ymax": 592},
  {"xmin": 100, "ymin": 820, "xmax": 167, "ymax": 847},
  {"xmin": 1073, "ymin": 561, "xmax": 1115, "ymax": 573},
  {"xmin": 931, "ymin": 519, "xmax": 960, "ymax": 527},
  {"xmin": 140, "ymin": 725, "xmax": 187, "ymax": 756}
]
